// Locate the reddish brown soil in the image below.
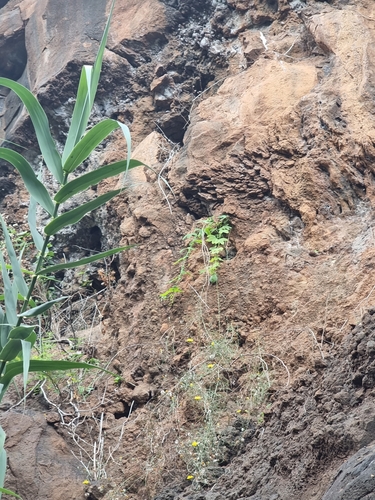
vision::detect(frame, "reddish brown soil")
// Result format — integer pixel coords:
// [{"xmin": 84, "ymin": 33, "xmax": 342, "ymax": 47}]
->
[{"xmin": 2, "ymin": 0, "xmax": 375, "ymax": 499}]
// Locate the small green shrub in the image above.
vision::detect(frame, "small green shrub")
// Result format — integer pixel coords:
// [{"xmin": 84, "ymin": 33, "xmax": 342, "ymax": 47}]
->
[
  {"xmin": 159, "ymin": 286, "xmax": 183, "ymax": 303},
  {"xmin": 161, "ymin": 215, "xmax": 231, "ymax": 302}
]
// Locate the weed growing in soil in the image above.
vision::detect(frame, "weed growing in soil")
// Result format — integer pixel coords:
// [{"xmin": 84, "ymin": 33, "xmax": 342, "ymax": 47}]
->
[
  {"xmin": 173, "ymin": 330, "xmax": 271, "ymax": 487},
  {"xmin": 160, "ymin": 215, "xmax": 231, "ymax": 302}
]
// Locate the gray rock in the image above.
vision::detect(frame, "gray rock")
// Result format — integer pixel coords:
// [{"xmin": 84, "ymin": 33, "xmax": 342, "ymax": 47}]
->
[
  {"xmin": 1, "ymin": 410, "xmax": 86, "ymax": 500},
  {"xmin": 322, "ymin": 442, "xmax": 375, "ymax": 500}
]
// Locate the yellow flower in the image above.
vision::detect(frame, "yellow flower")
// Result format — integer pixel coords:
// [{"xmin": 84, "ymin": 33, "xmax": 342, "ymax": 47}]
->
[
  {"xmin": 82, "ymin": 480, "xmax": 90, "ymax": 485},
  {"xmin": 189, "ymin": 383, "xmax": 194, "ymax": 387},
  {"xmin": 207, "ymin": 363, "xmax": 214, "ymax": 368},
  {"xmin": 236, "ymin": 409, "xmax": 242, "ymax": 413},
  {"xmin": 186, "ymin": 338, "xmax": 194, "ymax": 343},
  {"xmin": 211, "ymin": 341, "xmax": 215, "ymax": 346},
  {"xmin": 194, "ymin": 396, "xmax": 202, "ymax": 401},
  {"xmin": 191, "ymin": 441, "xmax": 199, "ymax": 447},
  {"xmin": 187, "ymin": 475, "xmax": 194, "ymax": 480}
]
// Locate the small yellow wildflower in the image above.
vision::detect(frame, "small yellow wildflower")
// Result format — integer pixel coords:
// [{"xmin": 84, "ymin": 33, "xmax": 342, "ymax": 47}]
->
[
  {"xmin": 211, "ymin": 341, "xmax": 215, "ymax": 346},
  {"xmin": 187, "ymin": 475, "xmax": 194, "ymax": 480},
  {"xmin": 236, "ymin": 409, "xmax": 242, "ymax": 413},
  {"xmin": 186, "ymin": 338, "xmax": 194, "ymax": 343},
  {"xmin": 194, "ymin": 396, "xmax": 202, "ymax": 400},
  {"xmin": 82, "ymin": 480, "xmax": 90, "ymax": 485},
  {"xmin": 207, "ymin": 363, "xmax": 214, "ymax": 368},
  {"xmin": 189, "ymin": 383, "xmax": 194, "ymax": 387},
  {"xmin": 191, "ymin": 441, "xmax": 199, "ymax": 447}
]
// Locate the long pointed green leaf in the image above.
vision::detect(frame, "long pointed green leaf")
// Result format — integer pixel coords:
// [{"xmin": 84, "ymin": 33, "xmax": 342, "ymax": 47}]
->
[
  {"xmin": 63, "ymin": 119, "xmax": 119, "ymax": 173},
  {"xmin": 0, "ymin": 310, "xmax": 4, "ymax": 350},
  {"xmin": 18, "ymin": 297, "xmax": 67, "ymax": 318},
  {"xmin": 21, "ymin": 332, "xmax": 36, "ymax": 395},
  {"xmin": 0, "ymin": 487, "xmax": 22, "ymax": 499},
  {"xmin": 117, "ymin": 121, "xmax": 132, "ymax": 173},
  {"xmin": 55, "ymin": 159, "xmax": 143, "ymax": 203},
  {"xmin": 0, "ymin": 253, "xmax": 17, "ymax": 326},
  {"xmin": 62, "ymin": 66, "xmax": 92, "ymax": 163},
  {"xmin": 0, "ymin": 78, "xmax": 63, "ymax": 183},
  {"xmin": 28, "ymin": 196, "xmax": 44, "ymax": 252},
  {"xmin": 62, "ymin": 0, "xmax": 115, "ymax": 162},
  {"xmin": 45, "ymin": 189, "xmax": 121, "ymax": 236},
  {"xmin": 0, "ymin": 326, "xmax": 36, "ymax": 362},
  {"xmin": 90, "ymin": 0, "xmax": 115, "ymax": 109},
  {"xmin": 9, "ymin": 326, "xmax": 36, "ymax": 339},
  {"xmin": 11, "ymin": 281, "xmax": 18, "ymax": 314},
  {"xmin": 0, "ymin": 426, "xmax": 6, "ymax": 494},
  {"xmin": 18, "ymin": 359, "xmax": 108, "ymax": 374},
  {"xmin": 0, "ymin": 339, "xmax": 24, "ymax": 363},
  {"xmin": 0, "ymin": 428, "xmax": 5, "ymax": 453},
  {"xmin": 0, "ymin": 321, "xmax": 11, "ymax": 352},
  {"xmin": 0, "ymin": 360, "xmax": 108, "ymax": 400},
  {"xmin": 0, "ymin": 215, "xmax": 28, "ymax": 298},
  {"xmin": 0, "ymin": 149, "xmax": 54, "ymax": 215},
  {"xmin": 37, "ymin": 246, "xmax": 133, "ymax": 275}
]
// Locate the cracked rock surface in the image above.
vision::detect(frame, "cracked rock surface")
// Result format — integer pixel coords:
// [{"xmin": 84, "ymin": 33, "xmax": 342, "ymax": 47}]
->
[{"xmin": 3, "ymin": 0, "xmax": 375, "ymax": 499}]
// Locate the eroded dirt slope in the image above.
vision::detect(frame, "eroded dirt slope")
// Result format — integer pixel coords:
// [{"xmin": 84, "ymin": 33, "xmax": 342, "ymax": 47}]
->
[{"xmin": 2, "ymin": 0, "xmax": 375, "ymax": 499}]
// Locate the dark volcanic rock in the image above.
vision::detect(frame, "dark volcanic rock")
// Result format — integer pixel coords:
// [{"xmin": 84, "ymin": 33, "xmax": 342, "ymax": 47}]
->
[{"xmin": 322, "ymin": 443, "xmax": 375, "ymax": 500}]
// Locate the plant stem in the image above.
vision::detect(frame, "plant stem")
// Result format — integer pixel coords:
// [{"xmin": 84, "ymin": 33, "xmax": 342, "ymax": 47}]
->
[{"xmin": 17, "ymin": 173, "xmax": 68, "ymax": 323}]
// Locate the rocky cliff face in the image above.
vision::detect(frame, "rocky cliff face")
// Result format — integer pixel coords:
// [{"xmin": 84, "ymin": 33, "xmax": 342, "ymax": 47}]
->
[{"xmin": 2, "ymin": 0, "xmax": 375, "ymax": 499}]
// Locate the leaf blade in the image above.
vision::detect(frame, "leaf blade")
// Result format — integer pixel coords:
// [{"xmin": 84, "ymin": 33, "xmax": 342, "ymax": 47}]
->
[
  {"xmin": 0, "ymin": 359, "xmax": 108, "ymax": 403},
  {"xmin": 0, "ymin": 253, "xmax": 17, "ymax": 326},
  {"xmin": 62, "ymin": 119, "xmax": 119, "ymax": 174},
  {"xmin": 18, "ymin": 297, "xmax": 68, "ymax": 318},
  {"xmin": 62, "ymin": 66, "xmax": 92, "ymax": 163},
  {"xmin": 89, "ymin": 0, "xmax": 115, "ymax": 110},
  {"xmin": 55, "ymin": 159, "xmax": 143, "ymax": 203},
  {"xmin": 0, "ymin": 487, "xmax": 23, "ymax": 499},
  {"xmin": 21, "ymin": 332, "xmax": 37, "ymax": 395},
  {"xmin": 61, "ymin": 0, "xmax": 115, "ymax": 163},
  {"xmin": 0, "ymin": 78, "xmax": 63, "ymax": 183},
  {"xmin": 37, "ymin": 246, "xmax": 133, "ymax": 275},
  {"xmin": 44, "ymin": 189, "xmax": 122, "ymax": 236},
  {"xmin": 28, "ymin": 196, "xmax": 44, "ymax": 252},
  {"xmin": 0, "ymin": 426, "xmax": 6, "ymax": 495},
  {"xmin": 0, "ymin": 326, "xmax": 36, "ymax": 363},
  {"xmin": 0, "ymin": 149, "xmax": 54, "ymax": 215},
  {"xmin": 0, "ymin": 215, "xmax": 28, "ymax": 298},
  {"xmin": 117, "ymin": 121, "xmax": 132, "ymax": 174}
]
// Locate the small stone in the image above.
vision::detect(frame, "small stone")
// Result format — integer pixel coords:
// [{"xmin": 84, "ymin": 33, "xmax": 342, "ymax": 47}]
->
[
  {"xmin": 352, "ymin": 372, "xmax": 363, "ymax": 387},
  {"xmin": 160, "ymin": 323, "xmax": 169, "ymax": 334},
  {"xmin": 44, "ymin": 412, "xmax": 60, "ymax": 424},
  {"xmin": 366, "ymin": 341, "xmax": 375, "ymax": 356},
  {"xmin": 139, "ymin": 226, "xmax": 152, "ymax": 238},
  {"xmin": 132, "ymin": 383, "xmax": 153, "ymax": 404}
]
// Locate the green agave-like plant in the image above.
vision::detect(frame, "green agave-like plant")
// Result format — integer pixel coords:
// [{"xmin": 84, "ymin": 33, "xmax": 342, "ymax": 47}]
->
[{"xmin": 0, "ymin": 1, "xmax": 143, "ymax": 496}]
